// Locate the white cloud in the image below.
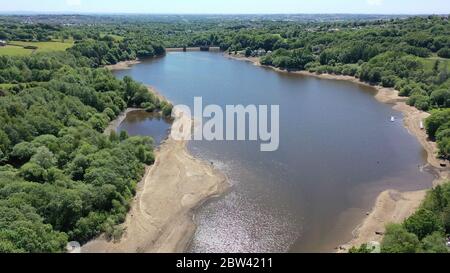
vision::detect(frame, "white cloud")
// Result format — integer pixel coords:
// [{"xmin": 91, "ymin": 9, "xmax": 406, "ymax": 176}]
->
[
  {"xmin": 367, "ymin": 0, "xmax": 384, "ymax": 6},
  {"xmin": 66, "ymin": 0, "xmax": 82, "ymax": 7}
]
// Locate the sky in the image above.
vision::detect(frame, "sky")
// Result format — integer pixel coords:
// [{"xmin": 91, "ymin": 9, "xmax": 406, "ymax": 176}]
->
[{"xmin": 0, "ymin": 0, "xmax": 449, "ymax": 15}]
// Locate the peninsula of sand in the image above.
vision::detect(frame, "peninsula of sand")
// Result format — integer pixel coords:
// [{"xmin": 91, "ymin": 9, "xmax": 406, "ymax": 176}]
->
[
  {"xmin": 82, "ymin": 73, "xmax": 229, "ymax": 253},
  {"xmin": 224, "ymin": 53, "xmax": 449, "ymax": 252}
]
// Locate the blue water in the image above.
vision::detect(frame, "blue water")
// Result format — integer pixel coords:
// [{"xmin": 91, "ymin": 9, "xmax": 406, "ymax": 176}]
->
[
  {"xmin": 116, "ymin": 110, "xmax": 171, "ymax": 145},
  {"xmin": 115, "ymin": 52, "xmax": 434, "ymax": 252}
]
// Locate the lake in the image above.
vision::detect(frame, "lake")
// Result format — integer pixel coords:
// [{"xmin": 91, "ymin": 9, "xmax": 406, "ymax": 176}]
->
[{"xmin": 114, "ymin": 52, "xmax": 434, "ymax": 253}]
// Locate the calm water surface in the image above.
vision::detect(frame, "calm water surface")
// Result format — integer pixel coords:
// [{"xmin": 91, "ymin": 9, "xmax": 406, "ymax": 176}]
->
[
  {"xmin": 115, "ymin": 52, "xmax": 434, "ymax": 252},
  {"xmin": 116, "ymin": 110, "xmax": 171, "ymax": 145}
]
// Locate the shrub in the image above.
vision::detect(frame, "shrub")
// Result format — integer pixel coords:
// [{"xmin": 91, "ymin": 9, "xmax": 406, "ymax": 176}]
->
[
  {"xmin": 437, "ymin": 47, "xmax": 450, "ymax": 58},
  {"xmin": 404, "ymin": 209, "xmax": 443, "ymax": 240},
  {"xmin": 381, "ymin": 224, "xmax": 420, "ymax": 253}
]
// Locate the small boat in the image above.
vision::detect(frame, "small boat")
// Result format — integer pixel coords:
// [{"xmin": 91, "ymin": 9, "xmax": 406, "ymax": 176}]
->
[{"xmin": 390, "ymin": 116, "xmax": 395, "ymax": 122}]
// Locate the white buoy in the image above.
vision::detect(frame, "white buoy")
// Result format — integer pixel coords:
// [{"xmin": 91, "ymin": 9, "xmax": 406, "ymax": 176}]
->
[{"xmin": 390, "ymin": 116, "xmax": 395, "ymax": 122}]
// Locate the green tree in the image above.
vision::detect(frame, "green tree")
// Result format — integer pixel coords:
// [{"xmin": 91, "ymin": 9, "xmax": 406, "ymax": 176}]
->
[
  {"xmin": 430, "ymin": 89, "xmax": 450, "ymax": 108},
  {"xmin": 349, "ymin": 244, "xmax": 374, "ymax": 253},
  {"xmin": 0, "ymin": 130, "xmax": 10, "ymax": 153},
  {"xmin": 437, "ymin": 47, "xmax": 450, "ymax": 58},
  {"xmin": 19, "ymin": 162, "xmax": 47, "ymax": 182},
  {"xmin": 404, "ymin": 208, "xmax": 443, "ymax": 240},
  {"xmin": 119, "ymin": 131, "xmax": 129, "ymax": 141},
  {"xmin": 419, "ymin": 232, "xmax": 448, "ymax": 253},
  {"xmin": 381, "ymin": 224, "xmax": 420, "ymax": 253},
  {"xmin": 425, "ymin": 109, "xmax": 450, "ymax": 139},
  {"xmin": 0, "ymin": 203, "xmax": 68, "ymax": 253},
  {"xmin": 30, "ymin": 147, "xmax": 56, "ymax": 170}
]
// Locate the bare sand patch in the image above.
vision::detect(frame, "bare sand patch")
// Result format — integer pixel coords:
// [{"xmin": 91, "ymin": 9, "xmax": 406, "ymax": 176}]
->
[
  {"xmin": 336, "ymin": 190, "xmax": 427, "ymax": 252},
  {"xmin": 105, "ymin": 59, "xmax": 141, "ymax": 71}
]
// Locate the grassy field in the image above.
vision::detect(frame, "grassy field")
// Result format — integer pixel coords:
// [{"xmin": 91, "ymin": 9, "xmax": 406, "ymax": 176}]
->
[
  {"xmin": 0, "ymin": 40, "xmax": 74, "ymax": 56},
  {"xmin": 10, "ymin": 40, "xmax": 74, "ymax": 53},
  {"xmin": 0, "ymin": 45, "xmax": 34, "ymax": 56},
  {"xmin": 0, "ymin": 83, "xmax": 16, "ymax": 89}
]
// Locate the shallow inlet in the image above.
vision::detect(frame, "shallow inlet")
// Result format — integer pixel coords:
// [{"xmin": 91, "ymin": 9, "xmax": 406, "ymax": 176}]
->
[
  {"xmin": 116, "ymin": 110, "xmax": 171, "ymax": 146},
  {"xmin": 114, "ymin": 52, "xmax": 434, "ymax": 253}
]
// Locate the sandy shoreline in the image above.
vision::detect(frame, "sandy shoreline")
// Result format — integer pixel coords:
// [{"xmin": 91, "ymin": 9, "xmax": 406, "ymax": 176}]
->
[
  {"xmin": 224, "ymin": 53, "xmax": 449, "ymax": 252},
  {"xmin": 82, "ymin": 70, "xmax": 229, "ymax": 253},
  {"xmin": 105, "ymin": 59, "xmax": 141, "ymax": 71}
]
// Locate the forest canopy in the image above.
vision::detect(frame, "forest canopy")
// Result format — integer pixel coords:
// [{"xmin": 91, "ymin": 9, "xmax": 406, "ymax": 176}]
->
[{"xmin": 0, "ymin": 21, "xmax": 171, "ymax": 252}]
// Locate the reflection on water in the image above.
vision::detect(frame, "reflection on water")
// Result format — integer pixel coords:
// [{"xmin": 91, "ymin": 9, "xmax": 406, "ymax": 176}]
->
[
  {"xmin": 117, "ymin": 110, "xmax": 171, "ymax": 145},
  {"xmin": 114, "ymin": 52, "xmax": 434, "ymax": 253}
]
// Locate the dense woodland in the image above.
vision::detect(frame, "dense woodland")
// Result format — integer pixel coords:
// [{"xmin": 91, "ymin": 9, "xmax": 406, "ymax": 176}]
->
[
  {"xmin": 0, "ymin": 14, "xmax": 449, "ymax": 252},
  {"xmin": 0, "ymin": 20, "xmax": 172, "ymax": 252}
]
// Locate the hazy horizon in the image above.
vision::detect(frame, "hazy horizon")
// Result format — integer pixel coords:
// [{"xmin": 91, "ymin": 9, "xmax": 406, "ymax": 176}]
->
[
  {"xmin": 0, "ymin": 12, "xmax": 447, "ymax": 16},
  {"xmin": 0, "ymin": 0, "xmax": 449, "ymax": 15}
]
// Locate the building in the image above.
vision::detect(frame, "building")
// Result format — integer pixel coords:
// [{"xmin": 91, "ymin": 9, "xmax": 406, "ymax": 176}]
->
[
  {"xmin": 254, "ymin": 48, "xmax": 267, "ymax": 57},
  {"xmin": 0, "ymin": 40, "xmax": 6, "ymax": 47},
  {"xmin": 249, "ymin": 48, "xmax": 267, "ymax": 57}
]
